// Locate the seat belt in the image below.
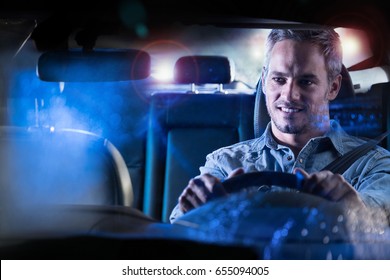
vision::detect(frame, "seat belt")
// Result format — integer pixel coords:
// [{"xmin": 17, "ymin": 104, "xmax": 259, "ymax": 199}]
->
[{"xmin": 321, "ymin": 130, "xmax": 390, "ymax": 174}]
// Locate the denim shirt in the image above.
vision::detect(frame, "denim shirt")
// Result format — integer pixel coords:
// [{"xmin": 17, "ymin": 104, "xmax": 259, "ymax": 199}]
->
[{"xmin": 170, "ymin": 120, "xmax": 390, "ymax": 223}]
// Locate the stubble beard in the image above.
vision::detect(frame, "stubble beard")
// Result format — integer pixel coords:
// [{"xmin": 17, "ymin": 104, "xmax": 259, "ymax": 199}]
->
[{"xmin": 272, "ymin": 114, "xmax": 307, "ymax": 134}]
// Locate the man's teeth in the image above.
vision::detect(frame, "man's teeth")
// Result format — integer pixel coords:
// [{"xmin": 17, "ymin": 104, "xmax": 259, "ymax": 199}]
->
[{"xmin": 280, "ymin": 107, "xmax": 300, "ymax": 113}]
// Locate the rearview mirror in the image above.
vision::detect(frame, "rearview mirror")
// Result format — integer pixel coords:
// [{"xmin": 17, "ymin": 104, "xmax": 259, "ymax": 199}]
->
[{"xmin": 37, "ymin": 49, "xmax": 151, "ymax": 82}]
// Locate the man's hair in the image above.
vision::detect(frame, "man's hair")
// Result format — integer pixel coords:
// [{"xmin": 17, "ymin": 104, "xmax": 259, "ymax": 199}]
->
[{"xmin": 264, "ymin": 29, "xmax": 343, "ymax": 82}]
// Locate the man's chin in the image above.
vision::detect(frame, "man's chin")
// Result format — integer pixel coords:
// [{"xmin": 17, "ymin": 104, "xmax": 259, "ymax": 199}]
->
[{"xmin": 274, "ymin": 121, "xmax": 304, "ymax": 135}]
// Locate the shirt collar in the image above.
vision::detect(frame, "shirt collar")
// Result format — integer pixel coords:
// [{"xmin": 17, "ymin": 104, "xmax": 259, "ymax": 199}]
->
[
  {"xmin": 258, "ymin": 120, "xmax": 347, "ymax": 155},
  {"xmin": 255, "ymin": 122, "xmax": 285, "ymax": 150},
  {"xmin": 323, "ymin": 120, "xmax": 348, "ymax": 155}
]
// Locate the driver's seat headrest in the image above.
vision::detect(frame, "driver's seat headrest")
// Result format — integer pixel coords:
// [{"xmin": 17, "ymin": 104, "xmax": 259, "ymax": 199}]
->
[{"xmin": 253, "ymin": 64, "xmax": 355, "ymax": 138}]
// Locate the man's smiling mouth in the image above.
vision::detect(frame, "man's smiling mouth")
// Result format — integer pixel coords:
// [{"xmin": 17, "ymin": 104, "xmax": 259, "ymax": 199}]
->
[{"xmin": 278, "ymin": 106, "xmax": 303, "ymax": 113}]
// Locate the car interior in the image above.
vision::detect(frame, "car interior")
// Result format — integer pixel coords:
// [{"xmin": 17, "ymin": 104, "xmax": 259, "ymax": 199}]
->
[{"xmin": 1, "ymin": 0, "xmax": 390, "ymax": 259}]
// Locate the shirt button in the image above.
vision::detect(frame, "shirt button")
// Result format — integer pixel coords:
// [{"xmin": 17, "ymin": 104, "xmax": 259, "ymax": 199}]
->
[
  {"xmin": 299, "ymin": 158, "xmax": 303, "ymax": 163},
  {"xmin": 287, "ymin": 155, "xmax": 293, "ymax": 161}
]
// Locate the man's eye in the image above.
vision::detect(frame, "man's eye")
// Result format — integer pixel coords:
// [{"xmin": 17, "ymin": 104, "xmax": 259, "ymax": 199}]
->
[
  {"xmin": 272, "ymin": 77, "xmax": 286, "ymax": 84},
  {"xmin": 300, "ymin": 80, "xmax": 314, "ymax": 86}
]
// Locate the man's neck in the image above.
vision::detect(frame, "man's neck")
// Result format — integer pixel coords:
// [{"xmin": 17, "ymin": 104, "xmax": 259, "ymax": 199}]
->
[{"xmin": 271, "ymin": 123, "xmax": 330, "ymax": 158}]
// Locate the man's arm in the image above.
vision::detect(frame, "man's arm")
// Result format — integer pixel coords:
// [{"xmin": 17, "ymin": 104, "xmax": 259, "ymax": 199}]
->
[
  {"xmin": 294, "ymin": 168, "xmax": 366, "ymax": 209},
  {"xmin": 295, "ymin": 148, "xmax": 390, "ymax": 225}
]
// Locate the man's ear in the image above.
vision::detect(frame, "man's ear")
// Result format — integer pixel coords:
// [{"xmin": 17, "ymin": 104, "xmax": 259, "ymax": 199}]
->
[{"xmin": 327, "ymin": 74, "xmax": 342, "ymax": 101}]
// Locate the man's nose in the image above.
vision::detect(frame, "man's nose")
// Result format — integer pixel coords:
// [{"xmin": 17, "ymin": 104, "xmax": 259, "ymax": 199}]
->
[{"xmin": 281, "ymin": 81, "xmax": 300, "ymax": 101}]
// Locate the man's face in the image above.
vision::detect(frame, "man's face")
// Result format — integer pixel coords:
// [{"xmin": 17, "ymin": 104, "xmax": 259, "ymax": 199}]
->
[{"xmin": 263, "ymin": 39, "xmax": 339, "ymax": 136}]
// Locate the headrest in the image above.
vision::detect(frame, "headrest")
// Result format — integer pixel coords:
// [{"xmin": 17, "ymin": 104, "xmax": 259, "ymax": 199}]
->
[
  {"xmin": 37, "ymin": 49, "xmax": 151, "ymax": 82},
  {"xmin": 174, "ymin": 55, "xmax": 234, "ymax": 84},
  {"xmin": 337, "ymin": 64, "xmax": 355, "ymax": 99}
]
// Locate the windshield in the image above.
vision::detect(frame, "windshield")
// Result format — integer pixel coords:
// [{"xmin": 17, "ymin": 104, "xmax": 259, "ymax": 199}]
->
[{"xmin": 1, "ymin": 0, "xmax": 390, "ymax": 265}]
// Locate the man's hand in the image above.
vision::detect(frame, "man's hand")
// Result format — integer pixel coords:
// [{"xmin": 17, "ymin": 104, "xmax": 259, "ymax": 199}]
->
[
  {"xmin": 178, "ymin": 168, "xmax": 244, "ymax": 213},
  {"xmin": 294, "ymin": 167, "xmax": 366, "ymax": 209}
]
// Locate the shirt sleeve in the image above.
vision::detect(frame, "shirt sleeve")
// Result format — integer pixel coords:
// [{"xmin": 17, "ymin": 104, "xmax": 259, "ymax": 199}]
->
[
  {"xmin": 169, "ymin": 204, "xmax": 184, "ymax": 223},
  {"xmin": 352, "ymin": 148, "xmax": 390, "ymax": 222},
  {"xmin": 199, "ymin": 152, "xmax": 229, "ymax": 179}
]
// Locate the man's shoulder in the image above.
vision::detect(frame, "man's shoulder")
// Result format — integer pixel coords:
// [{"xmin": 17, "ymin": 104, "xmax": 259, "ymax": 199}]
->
[
  {"xmin": 338, "ymin": 130, "xmax": 390, "ymax": 159},
  {"xmin": 339, "ymin": 132, "xmax": 390, "ymax": 156},
  {"xmin": 328, "ymin": 120, "xmax": 379, "ymax": 152}
]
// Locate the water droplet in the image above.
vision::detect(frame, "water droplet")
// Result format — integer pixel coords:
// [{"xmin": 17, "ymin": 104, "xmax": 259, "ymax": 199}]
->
[
  {"xmin": 301, "ymin": 228, "xmax": 308, "ymax": 237},
  {"xmin": 337, "ymin": 215, "xmax": 344, "ymax": 222},
  {"xmin": 326, "ymin": 250, "xmax": 333, "ymax": 260},
  {"xmin": 332, "ymin": 226, "xmax": 339, "ymax": 233},
  {"xmin": 320, "ymin": 222, "xmax": 326, "ymax": 229},
  {"xmin": 323, "ymin": 235, "xmax": 330, "ymax": 244}
]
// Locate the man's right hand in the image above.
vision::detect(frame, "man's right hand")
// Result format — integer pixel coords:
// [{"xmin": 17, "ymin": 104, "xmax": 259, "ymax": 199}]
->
[{"xmin": 178, "ymin": 168, "xmax": 244, "ymax": 213}]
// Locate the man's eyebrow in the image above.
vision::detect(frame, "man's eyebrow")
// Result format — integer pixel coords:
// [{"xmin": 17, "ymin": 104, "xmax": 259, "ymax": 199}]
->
[
  {"xmin": 300, "ymin": 74, "xmax": 317, "ymax": 79},
  {"xmin": 300, "ymin": 74, "xmax": 320, "ymax": 82},
  {"xmin": 269, "ymin": 71, "xmax": 288, "ymax": 76},
  {"xmin": 269, "ymin": 71, "xmax": 319, "ymax": 80}
]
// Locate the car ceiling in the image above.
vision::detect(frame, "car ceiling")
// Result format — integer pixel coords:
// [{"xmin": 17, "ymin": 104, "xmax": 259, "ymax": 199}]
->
[
  {"xmin": 1, "ymin": 0, "xmax": 390, "ymax": 67},
  {"xmin": 1, "ymin": 0, "xmax": 389, "ymax": 23}
]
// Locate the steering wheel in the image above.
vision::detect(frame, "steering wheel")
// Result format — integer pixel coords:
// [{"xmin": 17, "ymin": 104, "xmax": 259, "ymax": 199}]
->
[
  {"xmin": 173, "ymin": 171, "xmax": 360, "ymax": 259},
  {"xmin": 221, "ymin": 171, "xmax": 304, "ymax": 193},
  {"xmin": 175, "ymin": 170, "xmax": 346, "ymax": 222},
  {"xmin": 175, "ymin": 171, "xmax": 390, "ymax": 260}
]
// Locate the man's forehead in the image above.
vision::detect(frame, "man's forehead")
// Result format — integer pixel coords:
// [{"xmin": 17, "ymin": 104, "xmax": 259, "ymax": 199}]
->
[{"xmin": 268, "ymin": 40, "xmax": 327, "ymax": 75}]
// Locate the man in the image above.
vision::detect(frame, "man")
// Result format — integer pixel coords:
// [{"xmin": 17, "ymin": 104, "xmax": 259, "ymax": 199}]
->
[{"xmin": 169, "ymin": 29, "xmax": 390, "ymax": 224}]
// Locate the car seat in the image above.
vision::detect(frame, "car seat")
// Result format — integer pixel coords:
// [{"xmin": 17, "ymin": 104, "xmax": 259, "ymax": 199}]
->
[
  {"xmin": 33, "ymin": 49, "xmax": 151, "ymax": 210},
  {"xmin": 143, "ymin": 55, "xmax": 255, "ymax": 222},
  {"xmin": 0, "ymin": 126, "xmax": 133, "ymax": 238},
  {"xmin": 0, "ymin": 126, "xmax": 133, "ymax": 207}
]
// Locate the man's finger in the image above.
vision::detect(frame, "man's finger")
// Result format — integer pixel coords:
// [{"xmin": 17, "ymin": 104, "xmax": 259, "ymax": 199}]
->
[
  {"xmin": 227, "ymin": 167, "xmax": 245, "ymax": 178},
  {"xmin": 190, "ymin": 178, "xmax": 211, "ymax": 203},
  {"xmin": 293, "ymin": 167, "xmax": 309, "ymax": 179}
]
